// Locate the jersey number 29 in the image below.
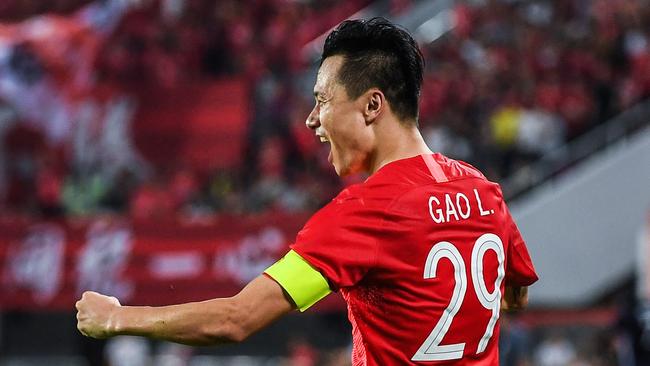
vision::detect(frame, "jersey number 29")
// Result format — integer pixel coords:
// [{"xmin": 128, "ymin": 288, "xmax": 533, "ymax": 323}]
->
[{"xmin": 411, "ymin": 233, "xmax": 505, "ymax": 361}]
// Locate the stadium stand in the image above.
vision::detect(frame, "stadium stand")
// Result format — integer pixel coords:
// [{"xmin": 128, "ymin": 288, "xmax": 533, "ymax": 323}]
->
[{"xmin": 1, "ymin": 0, "xmax": 649, "ymax": 365}]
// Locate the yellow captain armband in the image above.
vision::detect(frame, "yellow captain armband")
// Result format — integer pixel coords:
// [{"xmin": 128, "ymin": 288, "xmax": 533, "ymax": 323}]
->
[{"xmin": 264, "ymin": 250, "xmax": 332, "ymax": 312}]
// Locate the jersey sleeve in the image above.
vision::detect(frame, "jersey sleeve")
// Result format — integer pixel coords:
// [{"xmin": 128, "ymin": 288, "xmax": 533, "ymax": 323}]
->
[
  {"xmin": 502, "ymin": 202, "xmax": 539, "ymax": 287},
  {"xmin": 290, "ymin": 192, "xmax": 382, "ymax": 290}
]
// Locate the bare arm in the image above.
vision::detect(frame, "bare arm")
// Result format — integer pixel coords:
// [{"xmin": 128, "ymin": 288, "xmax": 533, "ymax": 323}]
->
[
  {"xmin": 501, "ymin": 286, "xmax": 528, "ymax": 312},
  {"xmin": 76, "ymin": 275, "xmax": 295, "ymax": 346}
]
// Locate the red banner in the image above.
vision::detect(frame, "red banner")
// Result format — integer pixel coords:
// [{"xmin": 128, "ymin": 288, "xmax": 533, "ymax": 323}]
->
[{"xmin": 0, "ymin": 214, "xmax": 345, "ymax": 311}]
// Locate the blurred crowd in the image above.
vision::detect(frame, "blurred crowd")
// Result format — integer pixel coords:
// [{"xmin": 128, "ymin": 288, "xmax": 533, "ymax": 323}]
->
[
  {"xmin": 417, "ymin": 0, "xmax": 650, "ymax": 180},
  {"xmin": 0, "ymin": 0, "xmax": 374, "ymax": 218},
  {"xmin": 2, "ymin": 3, "xmax": 650, "ymax": 365},
  {"xmin": 0, "ymin": 0, "xmax": 649, "ymax": 219}
]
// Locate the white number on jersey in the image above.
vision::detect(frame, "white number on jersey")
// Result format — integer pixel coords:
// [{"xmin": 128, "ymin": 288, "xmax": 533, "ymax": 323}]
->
[{"xmin": 411, "ymin": 233, "xmax": 505, "ymax": 362}]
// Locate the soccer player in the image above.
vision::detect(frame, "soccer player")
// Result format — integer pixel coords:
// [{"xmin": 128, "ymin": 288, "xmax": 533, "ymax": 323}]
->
[{"xmin": 76, "ymin": 18, "xmax": 538, "ymax": 364}]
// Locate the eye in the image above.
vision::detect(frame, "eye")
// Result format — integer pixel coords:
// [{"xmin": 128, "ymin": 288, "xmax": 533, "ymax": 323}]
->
[{"xmin": 314, "ymin": 94, "xmax": 331, "ymax": 107}]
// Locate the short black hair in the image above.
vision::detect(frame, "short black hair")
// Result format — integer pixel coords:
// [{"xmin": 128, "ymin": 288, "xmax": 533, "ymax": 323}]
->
[{"xmin": 321, "ymin": 17, "xmax": 424, "ymax": 123}]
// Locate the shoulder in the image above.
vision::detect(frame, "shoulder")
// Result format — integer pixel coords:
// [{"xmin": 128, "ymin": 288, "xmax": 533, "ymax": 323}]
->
[
  {"xmin": 301, "ymin": 178, "xmax": 400, "ymax": 235},
  {"xmin": 314, "ymin": 183, "xmax": 390, "ymax": 221},
  {"xmin": 430, "ymin": 153, "xmax": 487, "ymax": 181}
]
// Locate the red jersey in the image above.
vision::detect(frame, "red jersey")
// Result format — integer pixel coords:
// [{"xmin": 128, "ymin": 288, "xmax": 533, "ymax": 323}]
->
[{"xmin": 291, "ymin": 153, "xmax": 538, "ymax": 365}]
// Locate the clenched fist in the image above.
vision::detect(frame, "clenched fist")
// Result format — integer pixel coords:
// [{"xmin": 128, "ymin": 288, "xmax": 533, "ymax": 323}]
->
[{"xmin": 75, "ymin": 291, "xmax": 121, "ymax": 339}]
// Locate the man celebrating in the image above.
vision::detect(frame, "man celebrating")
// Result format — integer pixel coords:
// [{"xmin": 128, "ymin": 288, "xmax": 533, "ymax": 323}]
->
[{"xmin": 76, "ymin": 18, "xmax": 538, "ymax": 365}]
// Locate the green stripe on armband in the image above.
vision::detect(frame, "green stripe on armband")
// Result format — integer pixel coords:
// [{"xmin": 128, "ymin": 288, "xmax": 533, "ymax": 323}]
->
[{"xmin": 264, "ymin": 250, "xmax": 332, "ymax": 312}]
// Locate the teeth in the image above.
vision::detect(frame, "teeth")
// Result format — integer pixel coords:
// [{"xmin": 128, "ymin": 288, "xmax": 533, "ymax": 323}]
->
[{"xmin": 319, "ymin": 136, "xmax": 329, "ymax": 143}]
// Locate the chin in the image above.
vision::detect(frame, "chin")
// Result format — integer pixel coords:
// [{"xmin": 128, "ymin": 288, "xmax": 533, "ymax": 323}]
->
[
  {"xmin": 334, "ymin": 162, "xmax": 361, "ymax": 178},
  {"xmin": 333, "ymin": 163, "xmax": 348, "ymax": 177},
  {"xmin": 336, "ymin": 169, "xmax": 349, "ymax": 177}
]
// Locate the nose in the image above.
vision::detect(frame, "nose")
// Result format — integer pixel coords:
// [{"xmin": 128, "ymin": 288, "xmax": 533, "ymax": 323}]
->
[{"xmin": 305, "ymin": 104, "xmax": 320, "ymax": 130}]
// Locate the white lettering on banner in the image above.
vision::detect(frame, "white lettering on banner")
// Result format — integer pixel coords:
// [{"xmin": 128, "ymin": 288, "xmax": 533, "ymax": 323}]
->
[
  {"xmin": 149, "ymin": 252, "xmax": 204, "ymax": 279},
  {"xmin": 76, "ymin": 220, "xmax": 134, "ymax": 301},
  {"xmin": 428, "ymin": 189, "xmax": 494, "ymax": 224},
  {"xmin": 213, "ymin": 227, "xmax": 285, "ymax": 285},
  {"xmin": 4, "ymin": 224, "xmax": 65, "ymax": 304}
]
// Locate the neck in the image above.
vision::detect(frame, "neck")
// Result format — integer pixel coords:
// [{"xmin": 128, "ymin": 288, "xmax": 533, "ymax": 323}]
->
[{"xmin": 368, "ymin": 121, "xmax": 432, "ymax": 174}]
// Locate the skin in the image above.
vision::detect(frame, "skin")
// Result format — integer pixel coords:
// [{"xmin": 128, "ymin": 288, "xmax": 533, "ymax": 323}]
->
[
  {"xmin": 76, "ymin": 275, "xmax": 293, "ymax": 345},
  {"xmin": 501, "ymin": 285, "xmax": 529, "ymax": 311},
  {"xmin": 307, "ymin": 55, "xmax": 432, "ymax": 177},
  {"xmin": 76, "ymin": 54, "xmax": 528, "ymax": 344}
]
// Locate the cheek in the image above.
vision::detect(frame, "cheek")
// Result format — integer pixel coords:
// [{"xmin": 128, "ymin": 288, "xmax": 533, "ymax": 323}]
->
[
  {"xmin": 337, "ymin": 119, "xmax": 366, "ymax": 148},
  {"xmin": 319, "ymin": 104, "xmax": 334, "ymax": 126},
  {"xmin": 321, "ymin": 105, "xmax": 365, "ymax": 155},
  {"xmin": 319, "ymin": 107, "xmax": 338, "ymax": 139}
]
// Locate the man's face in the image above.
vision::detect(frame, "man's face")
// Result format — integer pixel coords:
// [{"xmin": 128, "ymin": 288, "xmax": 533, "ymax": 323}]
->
[{"xmin": 306, "ymin": 55, "xmax": 374, "ymax": 177}]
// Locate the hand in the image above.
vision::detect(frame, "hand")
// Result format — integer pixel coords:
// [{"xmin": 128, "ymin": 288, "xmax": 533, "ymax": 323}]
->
[
  {"xmin": 501, "ymin": 286, "xmax": 528, "ymax": 311},
  {"xmin": 76, "ymin": 291, "xmax": 121, "ymax": 339}
]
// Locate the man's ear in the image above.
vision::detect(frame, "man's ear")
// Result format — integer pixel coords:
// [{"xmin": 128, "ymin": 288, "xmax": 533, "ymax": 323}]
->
[{"xmin": 363, "ymin": 89, "xmax": 384, "ymax": 124}]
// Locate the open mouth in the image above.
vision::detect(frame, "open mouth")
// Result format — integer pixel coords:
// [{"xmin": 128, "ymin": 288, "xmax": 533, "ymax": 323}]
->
[{"xmin": 316, "ymin": 135, "xmax": 333, "ymax": 163}]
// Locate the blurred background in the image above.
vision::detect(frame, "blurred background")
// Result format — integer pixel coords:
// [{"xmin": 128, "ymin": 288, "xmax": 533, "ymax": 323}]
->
[{"xmin": 0, "ymin": 0, "xmax": 649, "ymax": 365}]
